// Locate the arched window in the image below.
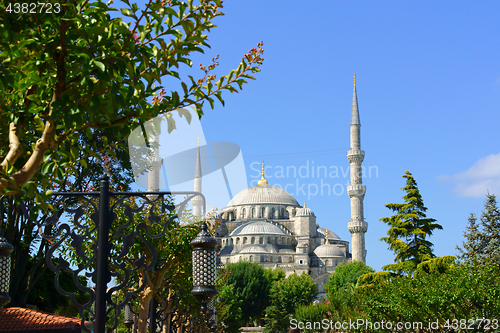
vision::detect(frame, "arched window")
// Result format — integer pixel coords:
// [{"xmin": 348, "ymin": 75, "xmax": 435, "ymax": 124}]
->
[
  {"xmin": 274, "ymin": 237, "xmax": 278, "ymax": 244},
  {"xmin": 243, "ymin": 237, "xmax": 247, "ymax": 244},
  {"xmin": 239, "ymin": 256, "xmax": 242, "ymax": 262},
  {"xmin": 285, "ymin": 210, "xmax": 289, "ymax": 218},
  {"xmin": 289, "ymin": 256, "xmax": 293, "ymax": 263},
  {"xmin": 278, "ymin": 256, "xmax": 282, "ymax": 263},
  {"xmin": 261, "ymin": 207, "xmax": 265, "ymax": 218},
  {"xmin": 251, "ymin": 237, "xmax": 255, "ymax": 244},
  {"xmin": 241, "ymin": 208, "xmax": 246, "ymax": 218},
  {"xmin": 251, "ymin": 207, "xmax": 255, "ymax": 218},
  {"xmin": 259, "ymin": 237, "xmax": 263, "ymax": 244},
  {"xmin": 236, "ymin": 237, "xmax": 240, "ymax": 244},
  {"xmin": 231, "ymin": 238, "xmax": 234, "ymax": 245},
  {"xmin": 281, "ymin": 208, "xmax": 285, "ymax": 219},
  {"xmin": 268, "ymin": 237, "xmax": 271, "ymax": 244},
  {"xmin": 271, "ymin": 208, "xmax": 275, "ymax": 219},
  {"xmin": 226, "ymin": 258, "xmax": 230, "ymax": 264},
  {"xmin": 249, "ymin": 255, "xmax": 253, "ymax": 262},
  {"xmin": 325, "ymin": 259, "xmax": 329, "ymax": 266},
  {"xmin": 261, "ymin": 255, "xmax": 265, "ymax": 262}
]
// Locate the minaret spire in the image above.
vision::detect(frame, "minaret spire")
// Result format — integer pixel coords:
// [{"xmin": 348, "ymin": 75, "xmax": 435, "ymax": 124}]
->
[
  {"xmin": 192, "ymin": 137, "xmax": 203, "ymax": 216},
  {"xmin": 347, "ymin": 74, "xmax": 368, "ymax": 263}
]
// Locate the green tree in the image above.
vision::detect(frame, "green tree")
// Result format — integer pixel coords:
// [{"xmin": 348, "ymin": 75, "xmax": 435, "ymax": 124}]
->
[
  {"xmin": 225, "ymin": 261, "xmax": 270, "ymax": 324},
  {"xmin": 323, "ymin": 261, "xmax": 373, "ymax": 298},
  {"xmin": 0, "ymin": 0, "xmax": 263, "ymax": 196},
  {"xmin": 380, "ymin": 170, "xmax": 443, "ymax": 275},
  {"xmin": 215, "ymin": 268, "xmax": 244, "ymax": 333},
  {"xmin": 457, "ymin": 193, "xmax": 500, "ymax": 265},
  {"xmin": 264, "ymin": 273, "xmax": 318, "ymax": 333}
]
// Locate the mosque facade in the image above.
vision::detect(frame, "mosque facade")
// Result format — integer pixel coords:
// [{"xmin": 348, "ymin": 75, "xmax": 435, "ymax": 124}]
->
[{"xmin": 195, "ymin": 77, "xmax": 367, "ymax": 297}]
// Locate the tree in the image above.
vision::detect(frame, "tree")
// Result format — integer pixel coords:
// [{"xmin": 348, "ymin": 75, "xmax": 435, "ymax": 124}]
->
[
  {"xmin": 380, "ymin": 170, "xmax": 443, "ymax": 275},
  {"xmin": 323, "ymin": 261, "xmax": 373, "ymax": 298},
  {"xmin": 264, "ymin": 273, "xmax": 318, "ymax": 333},
  {"xmin": 457, "ymin": 193, "xmax": 500, "ymax": 265},
  {"xmin": 215, "ymin": 268, "xmax": 244, "ymax": 333},
  {"xmin": 0, "ymin": 0, "xmax": 264, "ymax": 196},
  {"xmin": 224, "ymin": 261, "xmax": 271, "ymax": 324}
]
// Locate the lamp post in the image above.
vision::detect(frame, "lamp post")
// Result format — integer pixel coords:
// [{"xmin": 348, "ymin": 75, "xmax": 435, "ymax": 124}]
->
[
  {"xmin": 123, "ymin": 301, "xmax": 134, "ymax": 332},
  {"xmin": 191, "ymin": 222, "xmax": 218, "ymax": 332},
  {"xmin": 0, "ymin": 229, "xmax": 14, "ymax": 310},
  {"xmin": 0, "ymin": 197, "xmax": 14, "ymax": 310}
]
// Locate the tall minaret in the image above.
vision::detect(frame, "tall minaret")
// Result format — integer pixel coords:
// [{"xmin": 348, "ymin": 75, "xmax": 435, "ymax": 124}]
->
[
  {"xmin": 147, "ymin": 132, "xmax": 162, "ymax": 192},
  {"xmin": 347, "ymin": 74, "xmax": 368, "ymax": 263},
  {"xmin": 192, "ymin": 137, "xmax": 203, "ymax": 216}
]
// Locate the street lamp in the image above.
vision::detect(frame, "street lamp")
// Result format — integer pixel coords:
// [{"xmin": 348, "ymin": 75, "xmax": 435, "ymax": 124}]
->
[
  {"xmin": 191, "ymin": 222, "xmax": 218, "ymax": 332},
  {"xmin": 123, "ymin": 301, "xmax": 134, "ymax": 332},
  {"xmin": 0, "ymin": 197, "xmax": 14, "ymax": 310}
]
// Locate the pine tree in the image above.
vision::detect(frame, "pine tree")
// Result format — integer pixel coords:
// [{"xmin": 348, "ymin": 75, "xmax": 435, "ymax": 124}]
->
[
  {"xmin": 457, "ymin": 193, "xmax": 500, "ymax": 265},
  {"xmin": 380, "ymin": 170, "xmax": 443, "ymax": 275}
]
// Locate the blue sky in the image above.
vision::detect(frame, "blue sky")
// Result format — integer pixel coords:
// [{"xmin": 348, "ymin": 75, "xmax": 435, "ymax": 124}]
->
[{"xmin": 133, "ymin": 1, "xmax": 500, "ymax": 271}]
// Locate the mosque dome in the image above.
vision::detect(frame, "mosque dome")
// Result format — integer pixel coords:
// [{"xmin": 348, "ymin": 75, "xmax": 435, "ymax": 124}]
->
[
  {"xmin": 227, "ymin": 185, "xmax": 299, "ymax": 207},
  {"xmin": 229, "ymin": 222, "xmax": 286, "ymax": 236},
  {"xmin": 296, "ymin": 202, "xmax": 315, "ymax": 217},
  {"xmin": 314, "ymin": 244, "xmax": 345, "ymax": 258}
]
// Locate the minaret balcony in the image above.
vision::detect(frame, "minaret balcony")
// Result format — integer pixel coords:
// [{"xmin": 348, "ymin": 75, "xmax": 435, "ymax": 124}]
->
[
  {"xmin": 347, "ymin": 150, "xmax": 365, "ymax": 163},
  {"xmin": 347, "ymin": 184, "xmax": 366, "ymax": 198},
  {"xmin": 348, "ymin": 220, "xmax": 368, "ymax": 233}
]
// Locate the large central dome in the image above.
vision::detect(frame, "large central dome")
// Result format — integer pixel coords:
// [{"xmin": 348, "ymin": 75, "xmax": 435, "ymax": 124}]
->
[{"xmin": 227, "ymin": 184, "xmax": 299, "ymax": 207}]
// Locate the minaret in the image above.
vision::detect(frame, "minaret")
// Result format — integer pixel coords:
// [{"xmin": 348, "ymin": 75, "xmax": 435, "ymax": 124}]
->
[
  {"xmin": 147, "ymin": 132, "xmax": 162, "ymax": 192},
  {"xmin": 192, "ymin": 137, "xmax": 203, "ymax": 216},
  {"xmin": 347, "ymin": 74, "xmax": 368, "ymax": 263}
]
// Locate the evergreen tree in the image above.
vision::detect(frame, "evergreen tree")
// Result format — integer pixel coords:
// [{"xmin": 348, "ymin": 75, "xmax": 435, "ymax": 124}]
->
[
  {"xmin": 380, "ymin": 170, "xmax": 443, "ymax": 275},
  {"xmin": 457, "ymin": 193, "xmax": 500, "ymax": 265}
]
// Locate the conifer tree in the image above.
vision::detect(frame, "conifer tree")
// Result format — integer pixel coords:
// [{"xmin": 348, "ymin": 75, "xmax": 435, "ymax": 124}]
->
[
  {"xmin": 380, "ymin": 170, "xmax": 443, "ymax": 275},
  {"xmin": 457, "ymin": 193, "xmax": 500, "ymax": 265}
]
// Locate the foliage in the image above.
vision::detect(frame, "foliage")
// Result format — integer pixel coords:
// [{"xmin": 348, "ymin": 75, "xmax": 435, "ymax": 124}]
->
[
  {"xmin": 380, "ymin": 170, "xmax": 443, "ymax": 275},
  {"xmin": 323, "ymin": 261, "xmax": 373, "ymax": 297},
  {"xmin": 364, "ymin": 263, "xmax": 500, "ymax": 332},
  {"xmin": 294, "ymin": 262, "xmax": 500, "ymax": 332},
  {"xmin": 216, "ymin": 267, "xmax": 244, "ymax": 333},
  {"xmin": 22, "ymin": 258, "xmax": 89, "ymax": 315},
  {"xmin": 457, "ymin": 193, "xmax": 500, "ymax": 265},
  {"xmin": 413, "ymin": 255, "xmax": 456, "ymax": 277},
  {"xmin": 0, "ymin": 0, "xmax": 264, "ymax": 196},
  {"xmin": 224, "ymin": 261, "xmax": 271, "ymax": 324},
  {"xmin": 264, "ymin": 272, "xmax": 318, "ymax": 333}
]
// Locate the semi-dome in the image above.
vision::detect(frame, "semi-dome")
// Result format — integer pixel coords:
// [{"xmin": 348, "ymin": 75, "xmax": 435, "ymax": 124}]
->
[
  {"xmin": 227, "ymin": 185, "xmax": 299, "ymax": 207},
  {"xmin": 317, "ymin": 228, "xmax": 340, "ymax": 240},
  {"xmin": 314, "ymin": 244, "xmax": 345, "ymax": 258},
  {"xmin": 229, "ymin": 222, "xmax": 286, "ymax": 236}
]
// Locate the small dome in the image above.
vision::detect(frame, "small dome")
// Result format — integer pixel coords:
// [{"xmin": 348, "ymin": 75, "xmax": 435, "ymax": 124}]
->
[
  {"xmin": 227, "ymin": 185, "xmax": 299, "ymax": 207},
  {"xmin": 240, "ymin": 245, "xmax": 268, "ymax": 254},
  {"xmin": 229, "ymin": 222, "xmax": 285, "ymax": 236},
  {"xmin": 296, "ymin": 207, "xmax": 315, "ymax": 217},
  {"xmin": 295, "ymin": 201, "xmax": 315, "ymax": 217},
  {"xmin": 314, "ymin": 244, "xmax": 345, "ymax": 258}
]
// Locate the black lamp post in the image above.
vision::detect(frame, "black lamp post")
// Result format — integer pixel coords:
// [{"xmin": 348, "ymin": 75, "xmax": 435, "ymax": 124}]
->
[
  {"xmin": 123, "ymin": 301, "xmax": 134, "ymax": 332},
  {"xmin": 191, "ymin": 222, "xmax": 218, "ymax": 332},
  {"xmin": 0, "ymin": 229, "xmax": 14, "ymax": 310},
  {"xmin": 0, "ymin": 197, "xmax": 14, "ymax": 310}
]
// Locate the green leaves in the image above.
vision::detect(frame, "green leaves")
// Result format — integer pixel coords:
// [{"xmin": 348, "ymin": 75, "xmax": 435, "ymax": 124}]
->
[{"xmin": 380, "ymin": 171, "xmax": 443, "ymax": 276}]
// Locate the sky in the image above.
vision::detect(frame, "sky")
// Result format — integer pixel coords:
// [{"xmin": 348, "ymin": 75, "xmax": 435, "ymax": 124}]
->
[{"xmin": 131, "ymin": 0, "xmax": 500, "ymax": 272}]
